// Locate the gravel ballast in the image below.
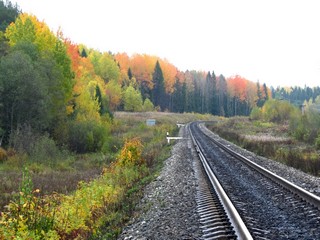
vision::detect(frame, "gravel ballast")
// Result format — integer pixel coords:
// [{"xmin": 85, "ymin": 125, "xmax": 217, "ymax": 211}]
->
[{"xmin": 118, "ymin": 126, "xmax": 202, "ymax": 240}]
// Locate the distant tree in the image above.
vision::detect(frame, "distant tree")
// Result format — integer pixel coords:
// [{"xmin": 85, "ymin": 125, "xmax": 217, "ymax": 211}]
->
[
  {"xmin": 172, "ymin": 79, "xmax": 185, "ymax": 113},
  {"xmin": 124, "ymin": 85, "xmax": 143, "ymax": 112},
  {"xmin": 142, "ymin": 98, "xmax": 154, "ymax": 112},
  {"xmin": 263, "ymin": 83, "xmax": 269, "ymax": 101},
  {"xmin": 217, "ymin": 74, "xmax": 227, "ymax": 116},
  {"xmin": 80, "ymin": 48, "xmax": 87, "ymax": 58},
  {"xmin": 204, "ymin": 71, "xmax": 218, "ymax": 115},
  {"xmin": 0, "ymin": 31, "xmax": 9, "ymax": 57},
  {"xmin": 152, "ymin": 60, "xmax": 166, "ymax": 110},
  {"xmin": 0, "ymin": 50, "xmax": 51, "ymax": 142},
  {"xmin": 95, "ymin": 85, "xmax": 104, "ymax": 115},
  {"xmin": 105, "ymin": 79, "xmax": 122, "ymax": 111},
  {"xmin": 127, "ymin": 67, "xmax": 133, "ymax": 80},
  {"xmin": 89, "ymin": 51, "xmax": 120, "ymax": 82},
  {"xmin": 0, "ymin": 0, "xmax": 20, "ymax": 32},
  {"xmin": 256, "ymin": 81, "xmax": 263, "ymax": 107}
]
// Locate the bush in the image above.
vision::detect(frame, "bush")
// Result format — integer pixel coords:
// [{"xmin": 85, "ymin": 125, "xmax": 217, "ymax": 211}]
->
[
  {"xmin": 29, "ymin": 134, "xmax": 68, "ymax": 166},
  {"xmin": 262, "ymin": 99, "xmax": 297, "ymax": 123},
  {"xmin": 117, "ymin": 138, "xmax": 144, "ymax": 167},
  {"xmin": 249, "ymin": 107, "xmax": 262, "ymax": 120},
  {"xmin": 0, "ymin": 147, "xmax": 7, "ymax": 162},
  {"xmin": 9, "ymin": 124, "xmax": 39, "ymax": 154},
  {"xmin": 290, "ymin": 109, "xmax": 320, "ymax": 144},
  {"xmin": 315, "ymin": 134, "xmax": 320, "ymax": 150},
  {"xmin": 67, "ymin": 121, "xmax": 109, "ymax": 153}
]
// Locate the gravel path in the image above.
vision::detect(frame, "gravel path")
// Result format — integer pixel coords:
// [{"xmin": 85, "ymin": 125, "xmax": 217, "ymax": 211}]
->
[{"xmin": 118, "ymin": 126, "xmax": 202, "ymax": 240}]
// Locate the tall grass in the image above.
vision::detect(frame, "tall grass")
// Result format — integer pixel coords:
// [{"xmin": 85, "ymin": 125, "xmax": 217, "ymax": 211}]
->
[{"xmin": 209, "ymin": 117, "xmax": 320, "ymax": 176}]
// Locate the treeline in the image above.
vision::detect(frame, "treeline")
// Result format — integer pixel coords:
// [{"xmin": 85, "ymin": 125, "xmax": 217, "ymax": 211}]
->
[
  {"xmin": 2, "ymin": 1, "xmax": 319, "ymax": 154},
  {"xmin": 272, "ymin": 86, "xmax": 320, "ymax": 107},
  {"xmin": 115, "ymin": 54, "xmax": 271, "ymax": 116},
  {"xmin": 0, "ymin": 2, "xmax": 272, "ymax": 153}
]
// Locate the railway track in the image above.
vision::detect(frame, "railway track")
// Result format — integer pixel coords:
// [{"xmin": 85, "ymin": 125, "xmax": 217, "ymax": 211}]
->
[{"xmin": 189, "ymin": 122, "xmax": 320, "ymax": 239}]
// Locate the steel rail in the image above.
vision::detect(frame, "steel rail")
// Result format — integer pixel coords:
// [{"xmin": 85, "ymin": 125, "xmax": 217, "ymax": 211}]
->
[
  {"xmin": 198, "ymin": 122, "xmax": 320, "ymax": 210},
  {"xmin": 189, "ymin": 123, "xmax": 253, "ymax": 240}
]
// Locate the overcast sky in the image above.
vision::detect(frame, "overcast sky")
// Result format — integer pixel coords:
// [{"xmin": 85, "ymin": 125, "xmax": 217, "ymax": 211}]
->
[{"xmin": 10, "ymin": 0, "xmax": 320, "ymax": 88}]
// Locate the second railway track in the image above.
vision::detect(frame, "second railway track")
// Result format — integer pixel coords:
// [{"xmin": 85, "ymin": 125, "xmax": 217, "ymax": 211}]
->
[{"xmin": 189, "ymin": 122, "xmax": 320, "ymax": 239}]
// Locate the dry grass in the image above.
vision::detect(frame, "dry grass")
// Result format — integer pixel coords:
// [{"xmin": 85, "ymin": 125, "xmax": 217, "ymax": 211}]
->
[
  {"xmin": 208, "ymin": 117, "xmax": 320, "ymax": 176},
  {"xmin": 243, "ymin": 134, "xmax": 292, "ymax": 144},
  {"xmin": 0, "ymin": 111, "xmax": 215, "ymax": 210}
]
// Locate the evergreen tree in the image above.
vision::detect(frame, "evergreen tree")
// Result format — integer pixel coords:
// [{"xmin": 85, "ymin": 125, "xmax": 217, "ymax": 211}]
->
[
  {"xmin": 80, "ymin": 48, "xmax": 87, "ymax": 58},
  {"xmin": 152, "ymin": 61, "xmax": 166, "ymax": 110},
  {"xmin": 172, "ymin": 79, "xmax": 185, "ymax": 112},
  {"xmin": 0, "ymin": 0, "xmax": 20, "ymax": 32},
  {"xmin": 256, "ymin": 81, "xmax": 264, "ymax": 107},
  {"xmin": 218, "ymin": 74, "xmax": 227, "ymax": 116},
  {"xmin": 95, "ymin": 85, "xmax": 108, "ymax": 115},
  {"xmin": 211, "ymin": 71, "xmax": 218, "ymax": 115},
  {"xmin": 127, "ymin": 67, "xmax": 133, "ymax": 80},
  {"xmin": 262, "ymin": 83, "xmax": 269, "ymax": 101}
]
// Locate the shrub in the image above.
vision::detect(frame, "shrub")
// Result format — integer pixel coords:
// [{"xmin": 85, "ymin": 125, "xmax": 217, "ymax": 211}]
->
[
  {"xmin": 0, "ymin": 147, "xmax": 7, "ymax": 162},
  {"xmin": 9, "ymin": 124, "xmax": 39, "ymax": 154},
  {"xmin": 262, "ymin": 99, "xmax": 297, "ymax": 123},
  {"xmin": 117, "ymin": 138, "xmax": 144, "ymax": 167},
  {"xmin": 315, "ymin": 134, "xmax": 320, "ymax": 150},
  {"xmin": 249, "ymin": 106, "xmax": 262, "ymax": 120},
  {"xmin": 29, "ymin": 134, "xmax": 68, "ymax": 166},
  {"xmin": 67, "ymin": 121, "xmax": 109, "ymax": 153},
  {"xmin": 0, "ymin": 167, "xmax": 59, "ymax": 239}
]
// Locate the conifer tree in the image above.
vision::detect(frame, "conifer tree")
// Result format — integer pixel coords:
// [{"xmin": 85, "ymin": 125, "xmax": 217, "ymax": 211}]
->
[{"xmin": 152, "ymin": 60, "xmax": 166, "ymax": 110}]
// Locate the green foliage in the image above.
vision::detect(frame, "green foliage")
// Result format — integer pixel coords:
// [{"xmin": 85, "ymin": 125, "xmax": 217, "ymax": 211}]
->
[
  {"xmin": 290, "ymin": 106, "xmax": 320, "ymax": 144},
  {"xmin": 0, "ymin": 50, "xmax": 51, "ymax": 139},
  {"xmin": 4, "ymin": 14, "xmax": 74, "ymax": 141},
  {"xmin": 8, "ymin": 124, "xmax": 39, "ymax": 154},
  {"xmin": 29, "ymin": 134, "xmax": 68, "ymax": 166},
  {"xmin": 315, "ymin": 134, "xmax": 320, "ymax": 150},
  {"xmin": 249, "ymin": 106, "xmax": 262, "ymax": 120},
  {"xmin": 262, "ymin": 99, "xmax": 297, "ymax": 123},
  {"xmin": 152, "ymin": 60, "xmax": 166, "ymax": 110},
  {"xmin": 89, "ymin": 51, "xmax": 120, "ymax": 82},
  {"xmin": 251, "ymin": 99, "xmax": 298, "ymax": 123},
  {"xmin": 0, "ymin": 0, "xmax": 20, "ymax": 32},
  {"xmin": 67, "ymin": 120, "xmax": 110, "ymax": 153},
  {"xmin": 143, "ymin": 98, "xmax": 154, "ymax": 112},
  {"xmin": 0, "ymin": 167, "xmax": 59, "ymax": 239},
  {"xmin": 123, "ymin": 85, "xmax": 143, "ymax": 112}
]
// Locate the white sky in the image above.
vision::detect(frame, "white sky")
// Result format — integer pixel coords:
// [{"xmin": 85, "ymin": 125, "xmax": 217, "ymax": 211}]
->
[{"xmin": 10, "ymin": 0, "xmax": 320, "ymax": 87}]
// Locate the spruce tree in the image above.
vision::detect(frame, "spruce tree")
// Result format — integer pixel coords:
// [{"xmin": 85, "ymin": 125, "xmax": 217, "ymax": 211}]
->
[
  {"xmin": 127, "ymin": 67, "xmax": 133, "ymax": 80},
  {"xmin": 152, "ymin": 61, "xmax": 166, "ymax": 110}
]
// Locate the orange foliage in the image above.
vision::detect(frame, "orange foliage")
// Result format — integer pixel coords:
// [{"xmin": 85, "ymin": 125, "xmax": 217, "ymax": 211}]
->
[
  {"xmin": 65, "ymin": 40, "xmax": 82, "ymax": 77},
  {"xmin": 227, "ymin": 75, "xmax": 248, "ymax": 101},
  {"xmin": 116, "ymin": 53, "xmax": 180, "ymax": 93},
  {"xmin": 129, "ymin": 54, "xmax": 157, "ymax": 89},
  {"xmin": 115, "ymin": 52, "xmax": 130, "ymax": 83},
  {"xmin": 176, "ymin": 70, "xmax": 186, "ymax": 84},
  {"xmin": 159, "ymin": 59, "xmax": 178, "ymax": 93}
]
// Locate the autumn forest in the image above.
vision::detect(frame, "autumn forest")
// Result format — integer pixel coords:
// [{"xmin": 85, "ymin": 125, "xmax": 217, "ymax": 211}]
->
[{"xmin": 1, "ymin": 1, "xmax": 320, "ymax": 239}]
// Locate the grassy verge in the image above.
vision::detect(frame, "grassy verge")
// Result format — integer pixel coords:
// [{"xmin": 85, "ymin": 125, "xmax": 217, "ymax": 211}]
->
[
  {"xmin": 207, "ymin": 117, "xmax": 320, "ymax": 176},
  {"xmin": 0, "ymin": 112, "xmax": 214, "ymax": 239}
]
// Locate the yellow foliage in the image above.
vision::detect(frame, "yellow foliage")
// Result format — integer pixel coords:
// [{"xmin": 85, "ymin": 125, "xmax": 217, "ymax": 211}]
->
[{"xmin": 117, "ymin": 138, "xmax": 145, "ymax": 167}]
